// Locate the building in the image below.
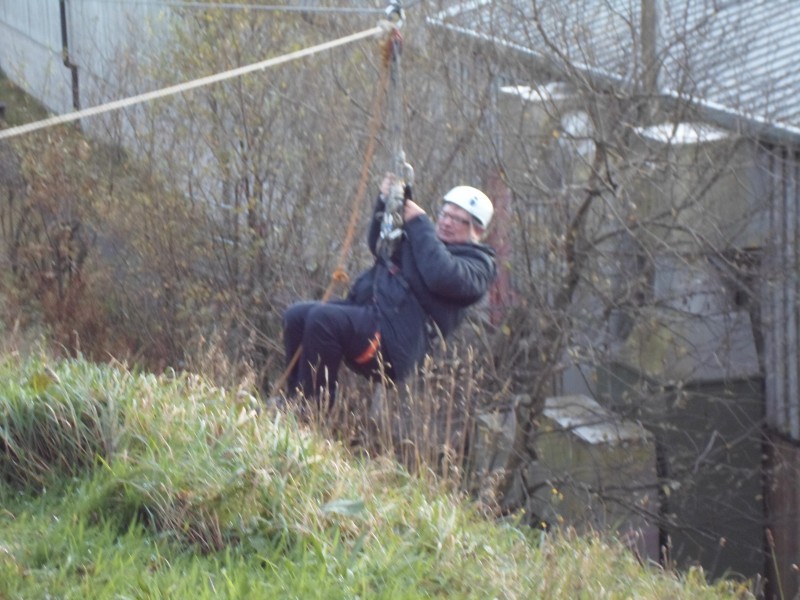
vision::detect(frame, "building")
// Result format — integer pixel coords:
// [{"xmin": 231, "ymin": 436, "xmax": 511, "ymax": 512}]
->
[{"xmin": 430, "ymin": 0, "xmax": 800, "ymax": 593}]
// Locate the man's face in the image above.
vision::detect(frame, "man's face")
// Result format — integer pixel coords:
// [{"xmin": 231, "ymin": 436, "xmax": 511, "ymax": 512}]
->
[{"xmin": 435, "ymin": 203, "xmax": 477, "ymax": 244}]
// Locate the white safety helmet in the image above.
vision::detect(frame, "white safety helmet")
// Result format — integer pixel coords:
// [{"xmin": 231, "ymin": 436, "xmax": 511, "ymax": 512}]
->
[{"xmin": 442, "ymin": 186, "xmax": 494, "ymax": 228}]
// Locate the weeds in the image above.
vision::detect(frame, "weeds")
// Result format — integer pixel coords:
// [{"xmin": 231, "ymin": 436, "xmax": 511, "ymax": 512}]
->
[{"xmin": 0, "ymin": 354, "xmax": 755, "ymax": 598}]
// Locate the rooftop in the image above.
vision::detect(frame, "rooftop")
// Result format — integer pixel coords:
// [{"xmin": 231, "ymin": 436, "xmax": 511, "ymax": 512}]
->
[{"xmin": 429, "ymin": 0, "xmax": 800, "ymax": 144}]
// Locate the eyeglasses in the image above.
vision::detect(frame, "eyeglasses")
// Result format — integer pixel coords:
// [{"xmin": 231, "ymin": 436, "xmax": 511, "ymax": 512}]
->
[{"xmin": 437, "ymin": 208, "xmax": 473, "ymax": 227}]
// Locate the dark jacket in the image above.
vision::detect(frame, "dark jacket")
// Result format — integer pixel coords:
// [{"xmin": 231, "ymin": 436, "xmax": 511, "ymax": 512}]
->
[{"xmin": 347, "ymin": 196, "xmax": 497, "ymax": 380}]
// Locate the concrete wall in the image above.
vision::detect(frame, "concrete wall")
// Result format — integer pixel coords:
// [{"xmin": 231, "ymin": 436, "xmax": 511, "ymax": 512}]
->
[
  {"xmin": 0, "ymin": 0, "xmax": 169, "ymax": 115},
  {"xmin": 0, "ymin": 0, "xmax": 73, "ymax": 114},
  {"xmin": 600, "ymin": 360, "xmax": 765, "ymax": 580},
  {"xmin": 466, "ymin": 392, "xmax": 660, "ymax": 562},
  {"xmin": 628, "ymin": 125, "xmax": 769, "ymax": 251}
]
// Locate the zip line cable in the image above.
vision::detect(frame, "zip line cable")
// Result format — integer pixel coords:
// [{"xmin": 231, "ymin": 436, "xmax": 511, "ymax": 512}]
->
[
  {"xmin": 77, "ymin": 0, "xmax": 385, "ymax": 15},
  {"xmin": 0, "ymin": 23, "xmax": 391, "ymax": 141}
]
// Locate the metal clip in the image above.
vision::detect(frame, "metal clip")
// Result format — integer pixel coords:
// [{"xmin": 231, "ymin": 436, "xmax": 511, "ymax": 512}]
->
[{"xmin": 378, "ymin": 179, "xmax": 406, "ymax": 257}]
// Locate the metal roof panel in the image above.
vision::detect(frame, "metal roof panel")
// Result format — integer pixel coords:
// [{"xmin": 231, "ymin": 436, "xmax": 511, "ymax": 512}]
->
[{"xmin": 430, "ymin": 0, "xmax": 800, "ymax": 140}]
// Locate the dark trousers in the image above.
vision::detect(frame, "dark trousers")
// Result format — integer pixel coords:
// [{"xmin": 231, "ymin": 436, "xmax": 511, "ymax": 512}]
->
[{"xmin": 282, "ymin": 300, "xmax": 385, "ymax": 405}]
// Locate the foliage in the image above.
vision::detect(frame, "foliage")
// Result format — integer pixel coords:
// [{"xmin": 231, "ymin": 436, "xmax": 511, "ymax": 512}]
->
[
  {"xmin": 0, "ymin": 354, "xmax": 754, "ymax": 599},
  {"xmin": 1, "ymin": 129, "xmax": 97, "ymax": 352}
]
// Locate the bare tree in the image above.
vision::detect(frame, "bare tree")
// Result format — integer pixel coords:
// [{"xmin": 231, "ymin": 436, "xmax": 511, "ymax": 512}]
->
[{"xmin": 420, "ymin": 0, "xmax": 776, "ymax": 582}]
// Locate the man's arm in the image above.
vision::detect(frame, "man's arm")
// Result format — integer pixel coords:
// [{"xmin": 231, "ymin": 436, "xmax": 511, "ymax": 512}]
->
[
  {"xmin": 403, "ymin": 199, "xmax": 426, "ymax": 222},
  {"xmin": 404, "ymin": 216, "xmax": 496, "ymax": 302},
  {"xmin": 367, "ymin": 194, "xmax": 385, "ymax": 256}
]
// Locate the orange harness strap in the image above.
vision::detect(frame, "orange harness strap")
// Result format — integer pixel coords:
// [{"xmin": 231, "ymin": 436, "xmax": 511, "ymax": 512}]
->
[{"xmin": 353, "ymin": 332, "xmax": 381, "ymax": 365}]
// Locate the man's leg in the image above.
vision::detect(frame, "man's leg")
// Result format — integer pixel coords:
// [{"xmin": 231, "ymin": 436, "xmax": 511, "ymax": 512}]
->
[
  {"xmin": 282, "ymin": 301, "xmax": 319, "ymax": 395},
  {"xmin": 288, "ymin": 302, "xmax": 379, "ymax": 406}
]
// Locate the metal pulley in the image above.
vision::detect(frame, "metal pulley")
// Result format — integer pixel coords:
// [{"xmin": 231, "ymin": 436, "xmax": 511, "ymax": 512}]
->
[{"xmin": 384, "ymin": 0, "xmax": 404, "ymax": 27}]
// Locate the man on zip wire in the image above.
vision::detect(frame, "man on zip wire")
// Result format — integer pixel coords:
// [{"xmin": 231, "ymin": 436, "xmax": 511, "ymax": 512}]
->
[{"xmin": 281, "ymin": 172, "xmax": 497, "ymax": 408}]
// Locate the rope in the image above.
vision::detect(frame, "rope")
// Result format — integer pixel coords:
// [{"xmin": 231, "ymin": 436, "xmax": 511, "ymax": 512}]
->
[
  {"xmin": 321, "ymin": 44, "xmax": 394, "ymax": 303},
  {"xmin": 387, "ymin": 29, "xmax": 406, "ymax": 176},
  {"xmin": 0, "ymin": 24, "xmax": 388, "ymax": 141},
  {"xmin": 375, "ymin": 26, "xmax": 409, "ymax": 262},
  {"xmin": 272, "ymin": 29, "xmax": 397, "ymax": 396}
]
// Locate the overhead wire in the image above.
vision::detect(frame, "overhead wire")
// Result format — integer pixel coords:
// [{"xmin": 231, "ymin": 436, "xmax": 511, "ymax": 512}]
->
[
  {"xmin": 0, "ymin": 23, "xmax": 391, "ymax": 141},
  {"xmin": 73, "ymin": 0, "xmax": 385, "ymax": 15}
]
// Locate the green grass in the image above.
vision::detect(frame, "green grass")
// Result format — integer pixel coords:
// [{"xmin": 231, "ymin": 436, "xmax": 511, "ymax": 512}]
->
[{"xmin": 0, "ymin": 354, "xmax": 754, "ymax": 599}]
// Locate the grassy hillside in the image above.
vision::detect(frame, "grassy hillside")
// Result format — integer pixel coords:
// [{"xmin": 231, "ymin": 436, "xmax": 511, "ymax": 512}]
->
[{"xmin": 0, "ymin": 354, "xmax": 754, "ymax": 599}]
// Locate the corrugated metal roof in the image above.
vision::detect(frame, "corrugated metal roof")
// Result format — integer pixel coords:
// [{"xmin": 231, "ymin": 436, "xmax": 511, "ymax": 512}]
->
[
  {"xmin": 429, "ymin": 0, "xmax": 800, "ymax": 143},
  {"xmin": 542, "ymin": 394, "xmax": 652, "ymax": 445}
]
